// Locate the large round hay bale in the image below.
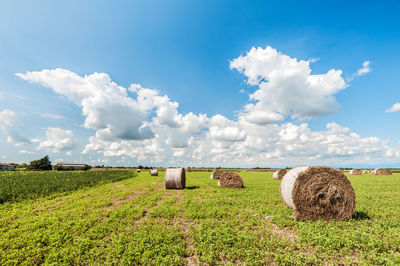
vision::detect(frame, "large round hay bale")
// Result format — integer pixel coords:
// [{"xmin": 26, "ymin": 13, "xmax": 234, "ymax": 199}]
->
[
  {"xmin": 373, "ymin": 168, "xmax": 392, "ymax": 175},
  {"xmin": 273, "ymin": 169, "xmax": 287, "ymax": 180},
  {"xmin": 136, "ymin": 169, "xmax": 141, "ymax": 173},
  {"xmin": 210, "ymin": 169, "xmax": 223, "ymax": 179},
  {"xmin": 164, "ymin": 168, "xmax": 186, "ymax": 189},
  {"xmin": 349, "ymin": 169, "xmax": 362, "ymax": 175},
  {"xmin": 150, "ymin": 169, "xmax": 158, "ymax": 176},
  {"xmin": 218, "ymin": 172, "xmax": 243, "ymax": 188},
  {"xmin": 280, "ymin": 166, "xmax": 356, "ymax": 221}
]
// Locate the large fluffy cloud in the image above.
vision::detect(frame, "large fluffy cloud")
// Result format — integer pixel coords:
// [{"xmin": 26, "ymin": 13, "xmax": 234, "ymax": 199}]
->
[
  {"xmin": 17, "ymin": 69, "xmax": 155, "ymax": 140},
  {"xmin": 0, "ymin": 109, "xmax": 31, "ymax": 145},
  {"xmin": 230, "ymin": 46, "xmax": 348, "ymax": 124},
  {"xmin": 188, "ymin": 117, "xmax": 392, "ymax": 167},
  {"xmin": 16, "ymin": 68, "xmax": 208, "ymax": 163},
  {"xmin": 38, "ymin": 127, "xmax": 76, "ymax": 155},
  {"xmin": 16, "ymin": 46, "xmax": 394, "ymax": 166}
]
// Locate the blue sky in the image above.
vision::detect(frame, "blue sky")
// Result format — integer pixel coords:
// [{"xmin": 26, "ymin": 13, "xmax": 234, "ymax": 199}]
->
[{"xmin": 1, "ymin": 0, "xmax": 399, "ymax": 167}]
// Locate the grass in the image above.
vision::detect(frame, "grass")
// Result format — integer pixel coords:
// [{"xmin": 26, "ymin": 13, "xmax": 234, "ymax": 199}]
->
[{"xmin": 0, "ymin": 170, "xmax": 400, "ymax": 264}]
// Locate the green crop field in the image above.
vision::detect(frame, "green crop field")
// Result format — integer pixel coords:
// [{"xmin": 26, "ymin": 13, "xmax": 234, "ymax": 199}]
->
[
  {"xmin": 0, "ymin": 170, "xmax": 135, "ymax": 203},
  {"xmin": 1, "ymin": 170, "xmax": 400, "ymax": 265}
]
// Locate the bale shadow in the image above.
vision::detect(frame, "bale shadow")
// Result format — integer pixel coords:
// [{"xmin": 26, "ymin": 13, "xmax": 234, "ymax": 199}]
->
[
  {"xmin": 185, "ymin": 186, "xmax": 200, "ymax": 190},
  {"xmin": 353, "ymin": 211, "xmax": 371, "ymax": 220}
]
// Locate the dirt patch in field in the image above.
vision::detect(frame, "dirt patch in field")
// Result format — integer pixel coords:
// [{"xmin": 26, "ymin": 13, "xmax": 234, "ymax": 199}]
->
[
  {"xmin": 269, "ymin": 223, "xmax": 299, "ymax": 242},
  {"xmin": 329, "ymin": 251, "xmax": 359, "ymax": 265},
  {"xmin": 107, "ymin": 193, "xmax": 140, "ymax": 210},
  {"xmin": 112, "ymin": 183, "xmax": 132, "ymax": 192},
  {"xmin": 174, "ymin": 190, "xmax": 184, "ymax": 204},
  {"xmin": 172, "ymin": 218, "xmax": 202, "ymax": 266}
]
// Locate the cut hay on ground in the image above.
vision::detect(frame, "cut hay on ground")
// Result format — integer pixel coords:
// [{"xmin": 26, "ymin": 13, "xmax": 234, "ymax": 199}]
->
[
  {"xmin": 273, "ymin": 169, "xmax": 287, "ymax": 180},
  {"xmin": 280, "ymin": 166, "xmax": 356, "ymax": 221},
  {"xmin": 218, "ymin": 172, "xmax": 243, "ymax": 188},
  {"xmin": 349, "ymin": 169, "xmax": 363, "ymax": 175},
  {"xmin": 164, "ymin": 168, "xmax": 186, "ymax": 189},
  {"xmin": 210, "ymin": 169, "xmax": 223, "ymax": 179},
  {"xmin": 150, "ymin": 169, "xmax": 158, "ymax": 176},
  {"xmin": 373, "ymin": 168, "xmax": 392, "ymax": 175}
]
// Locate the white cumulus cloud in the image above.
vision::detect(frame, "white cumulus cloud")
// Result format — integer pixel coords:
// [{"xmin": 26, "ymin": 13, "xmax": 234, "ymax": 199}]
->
[
  {"xmin": 0, "ymin": 109, "xmax": 31, "ymax": 145},
  {"xmin": 356, "ymin": 61, "xmax": 372, "ymax": 76},
  {"xmin": 386, "ymin": 103, "xmax": 400, "ymax": 113},
  {"xmin": 16, "ymin": 69, "xmax": 155, "ymax": 141},
  {"xmin": 230, "ymin": 46, "xmax": 348, "ymax": 124},
  {"xmin": 38, "ymin": 127, "xmax": 76, "ymax": 155},
  {"xmin": 16, "ymin": 46, "xmax": 391, "ymax": 167}
]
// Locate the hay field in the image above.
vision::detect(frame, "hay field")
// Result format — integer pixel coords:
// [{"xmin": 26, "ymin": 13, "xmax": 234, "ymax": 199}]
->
[{"xmin": 1, "ymin": 171, "xmax": 400, "ymax": 264}]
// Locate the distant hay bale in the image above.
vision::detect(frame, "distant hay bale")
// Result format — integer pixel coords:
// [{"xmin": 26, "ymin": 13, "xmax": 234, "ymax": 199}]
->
[
  {"xmin": 280, "ymin": 166, "xmax": 356, "ymax": 221},
  {"xmin": 273, "ymin": 169, "xmax": 287, "ymax": 180},
  {"xmin": 150, "ymin": 169, "xmax": 158, "ymax": 176},
  {"xmin": 136, "ymin": 169, "xmax": 141, "ymax": 173},
  {"xmin": 373, "ymin": 168, "xmax": 392, "ymax": 175},
  {"xmin": 349, "ymin": 169, "xmax": 363, "ymax": 175},
  {"xmin": 210, "ymin": 169, "xmax": 223, "ymax": 179},
  {"xmin": 218, "ymin": 172, "xmax": 243, "ymax": 188},
  {"xmin": 164, "ymin": 168, "xmax": 186, "ymax": 189}
]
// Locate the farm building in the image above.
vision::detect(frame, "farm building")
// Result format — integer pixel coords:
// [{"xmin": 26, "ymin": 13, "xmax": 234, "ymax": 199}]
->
[
  {"xmin": 0, "ymin": 163, "xmax": 15, "ymax": 171},
  {"xmin": 55, "ymin": 163, "xmax": 87, "ymax": 171}
]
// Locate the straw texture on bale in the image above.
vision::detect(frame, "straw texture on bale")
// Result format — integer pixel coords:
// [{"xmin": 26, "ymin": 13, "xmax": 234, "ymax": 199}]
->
[
  {"xmin": 273, "ymin": 169, "xmax": 287, "ymax": 180},
  {"xmin": 210, "ymin": 170, "xmax": 223, "ymax": 179},
  {"xmin": 349, "ymin": 169, "xmax": 363, "ymax": 175},
  {"xmin": 373, "ymin": 168, "xmax": 392, "ymax": 175},
  {"xmin": 164, "ymin": 168, "xmax": 186, "ymax": 189},
  {"xmin": 280, "ymin": 166, "xmax": 356, "ymax": 221},
  {"xmin": 218, "ymin": 172, "xmax": 243, "ymax": 188},
  {"xmin": 150, "ymin": 169, "xmax": 158, "ymax": 176}
]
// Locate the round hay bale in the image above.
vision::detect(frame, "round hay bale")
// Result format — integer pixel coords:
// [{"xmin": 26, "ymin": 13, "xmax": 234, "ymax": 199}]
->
[
  {"xmin": 150, "ymin": 169, "xmax": 158, "ymax": 176},
  {"xmin": 218, "ymin": 172, "xmax": 243, "ymax": 188},
  {"xmin": 273, "ymin": 169, "xmax": 287, "ymax": 180},
  {"xmin": 210, "ymin": 169, "xmax": 223, "ymax": 179},
  {"xmin": 164, "ymin": 168, "xmax": 186, "ymax": 189},
  {"xmin": 136, "ymin": 169, "xmax": 141, "ymax": 173},
  {"xmin": 373, "ymin": 168, "xmax": 392, "ymax": 175},
  {"xmin": 349, "ymin": 169, "xmax": 363, "ymax": 175},
  {"xmin": 280, "ymin": 166, "xmax": 356, "ymax": 221}
]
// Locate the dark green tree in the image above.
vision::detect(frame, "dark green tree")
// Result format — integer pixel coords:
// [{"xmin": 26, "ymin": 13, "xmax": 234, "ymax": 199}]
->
[
  {"xmin": 28, "ymin": 155, "xmax": 52, "ymax": 171},
  {"xmin": 82, "ymin": 164, "xmax": 92, "ymax": 171}
]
